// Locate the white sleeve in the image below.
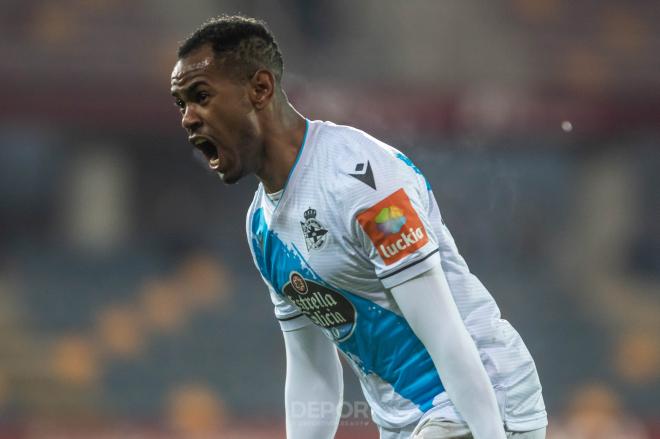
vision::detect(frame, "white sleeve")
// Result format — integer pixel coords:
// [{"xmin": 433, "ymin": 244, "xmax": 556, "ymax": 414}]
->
[
  {"xmin": 283, "ymin": 324, "xmax": 343, "ymax": 439},
  {"xmin": 348, "ymin": 152, "xmax": 440, "ymax": 289},
  {"xmin": 391, "ymin": 266, "xmax": 507, "ymax": 439}
]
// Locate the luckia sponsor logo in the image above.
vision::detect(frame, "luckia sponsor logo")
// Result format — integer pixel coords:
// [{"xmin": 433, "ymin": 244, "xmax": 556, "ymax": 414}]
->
[
  {"xmin": 375, "ymin": 205, "xmax": 406, "ymax": 234},
  {"xmin": 374, "ymin": 205, "xmax": 425, "ymax": 258}
]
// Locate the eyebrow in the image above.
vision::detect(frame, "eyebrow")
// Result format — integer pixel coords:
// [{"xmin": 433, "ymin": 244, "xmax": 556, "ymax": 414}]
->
[{"xmin": 171, "ymin": 80, "xmax": 210, "ymax": 98}]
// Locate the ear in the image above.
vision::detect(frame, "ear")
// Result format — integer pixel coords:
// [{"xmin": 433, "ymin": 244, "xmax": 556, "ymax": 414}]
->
[{"xmin": 248, "ymin": 69, "xmax": 275, "ymax": 110}]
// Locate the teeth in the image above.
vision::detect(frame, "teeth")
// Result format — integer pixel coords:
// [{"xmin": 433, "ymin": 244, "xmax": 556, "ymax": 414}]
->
[
  {"xmin": 194, "ymin": 138, "xmax": 207, "ymax": 145},
  {"xmin": 209, "ymin": 157, "xmax": 221, "ymax": 170}
]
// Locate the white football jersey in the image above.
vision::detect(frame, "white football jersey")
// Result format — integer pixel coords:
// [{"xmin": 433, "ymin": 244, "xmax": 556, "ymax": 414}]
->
[{"xmin": 246, "ymin": 120, "xmax": 547, "ymax": 431}]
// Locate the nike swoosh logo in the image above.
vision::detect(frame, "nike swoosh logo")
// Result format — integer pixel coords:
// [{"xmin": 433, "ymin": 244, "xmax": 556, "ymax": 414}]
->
[{"xmin": 349, "ymin": 161, "xmax": 376, "ymax": 190}]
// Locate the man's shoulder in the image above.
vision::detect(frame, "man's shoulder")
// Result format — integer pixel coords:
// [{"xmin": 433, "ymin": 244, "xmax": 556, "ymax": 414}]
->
[
  {"xmin": 313, "ymin": 120, "xmax": 397, "ymax": 157},
  {"xmin": 307, "ymin": 121, "xmax": 426, "ymax": 219},
  {"xmin": 311, "ymin": 120, "xmax": 411, "ymax": 186}
]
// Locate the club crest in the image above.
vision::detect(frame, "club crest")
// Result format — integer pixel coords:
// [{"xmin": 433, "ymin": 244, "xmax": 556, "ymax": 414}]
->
[{"xmin": 300, "ymin": 207, "xmax": 329, "ymax": 251}]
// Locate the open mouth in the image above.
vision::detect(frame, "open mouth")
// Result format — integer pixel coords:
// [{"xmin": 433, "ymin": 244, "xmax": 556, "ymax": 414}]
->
[{"xmin": 192, "ymin": 138, "xmax": 221, "ymax": 171}]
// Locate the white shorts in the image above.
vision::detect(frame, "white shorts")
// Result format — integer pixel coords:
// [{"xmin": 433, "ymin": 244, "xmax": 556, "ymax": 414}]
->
[{"xmin": 378, "ymin": 418, "xmax": 546, "ymax": 439}]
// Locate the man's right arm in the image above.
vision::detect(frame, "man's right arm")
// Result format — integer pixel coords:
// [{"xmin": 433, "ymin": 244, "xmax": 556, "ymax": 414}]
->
[
  {"xmin": 246, "ymin": 206, "xmax": 343, "ymax": 437},
  {"xmin": 282, "ymin": 324, "xmax": 343, "ymax": 439}
]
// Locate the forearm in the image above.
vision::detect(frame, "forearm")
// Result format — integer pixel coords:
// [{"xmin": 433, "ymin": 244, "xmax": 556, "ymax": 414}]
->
[
  {"xmin": 427, "ymin": 322, "xmax": 505, "ymax": 439},
  {"xmin": 391, "ymin": 266, "xmax": 506, "ymax": 439},
  {"xmin": 283, "ymin": 326, "xmax": 343, "ymax": 439}
]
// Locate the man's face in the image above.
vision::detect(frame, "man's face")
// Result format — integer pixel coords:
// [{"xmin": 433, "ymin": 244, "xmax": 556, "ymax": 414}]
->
[{"xmin": 170, "ymin": 44, "xmax": 261, "ymax": 184}]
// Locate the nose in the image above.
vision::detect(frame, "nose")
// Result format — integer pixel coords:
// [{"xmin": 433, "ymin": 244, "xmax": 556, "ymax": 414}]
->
[{"xmin": 181, "ymin": 105, "xmax": 202, "ymax": 132}]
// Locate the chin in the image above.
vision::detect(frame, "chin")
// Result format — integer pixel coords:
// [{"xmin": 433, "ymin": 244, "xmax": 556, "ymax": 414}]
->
[{"xmin": 217, "ymin": 169, "xmax": 242, "ymax": 185}]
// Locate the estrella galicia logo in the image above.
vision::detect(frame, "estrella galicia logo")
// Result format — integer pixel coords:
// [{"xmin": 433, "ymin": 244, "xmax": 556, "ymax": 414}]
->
[
  {"xmin": 300, "ymin": 207, "xmax": 329, "ymax": 251},
  {"xmin": 283, "ymin": 271, "xmax": 356, "ymax": 342}
]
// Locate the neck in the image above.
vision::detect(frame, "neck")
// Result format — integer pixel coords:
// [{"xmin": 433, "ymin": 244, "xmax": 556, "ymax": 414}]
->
[{"xmin": 257, "ymin": 101, "xmax": 307, "ymax": 194}]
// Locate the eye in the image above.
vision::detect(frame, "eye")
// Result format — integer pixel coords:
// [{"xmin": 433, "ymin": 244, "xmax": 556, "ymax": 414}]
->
[
  {"xmin": 195, "ymin": 91, "xmax": 210, "ymax": 104},
  {"xmin": 174, "ymin": 98, "xmax": 185, "ymax": 112}
]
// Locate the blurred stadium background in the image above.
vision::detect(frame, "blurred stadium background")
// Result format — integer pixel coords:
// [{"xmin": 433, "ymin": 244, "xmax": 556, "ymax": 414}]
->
[{"xmin": 1, "ymin": 0, "xmax": 659, "ymax": 438}]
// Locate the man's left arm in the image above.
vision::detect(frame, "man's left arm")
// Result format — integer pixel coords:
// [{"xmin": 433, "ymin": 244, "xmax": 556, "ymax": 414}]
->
[{"xmin": 391, "ymin": 265, "xmax": 507, "ymax": 439}]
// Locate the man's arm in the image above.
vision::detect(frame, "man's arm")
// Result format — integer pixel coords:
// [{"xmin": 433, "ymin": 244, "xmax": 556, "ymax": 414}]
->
[
  {"xmin": 391, "ymin": 266, "xmax": 507, "ymax": 439},
  {"xmin": 282, "ymin": 324, "xmax": 343, "ymax": 439}
]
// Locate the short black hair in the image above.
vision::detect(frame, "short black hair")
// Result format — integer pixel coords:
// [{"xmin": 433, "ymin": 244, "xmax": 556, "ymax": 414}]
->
[{"xmin": 178, "ymin": 15, "xmax": 284, "ymax": 83}]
